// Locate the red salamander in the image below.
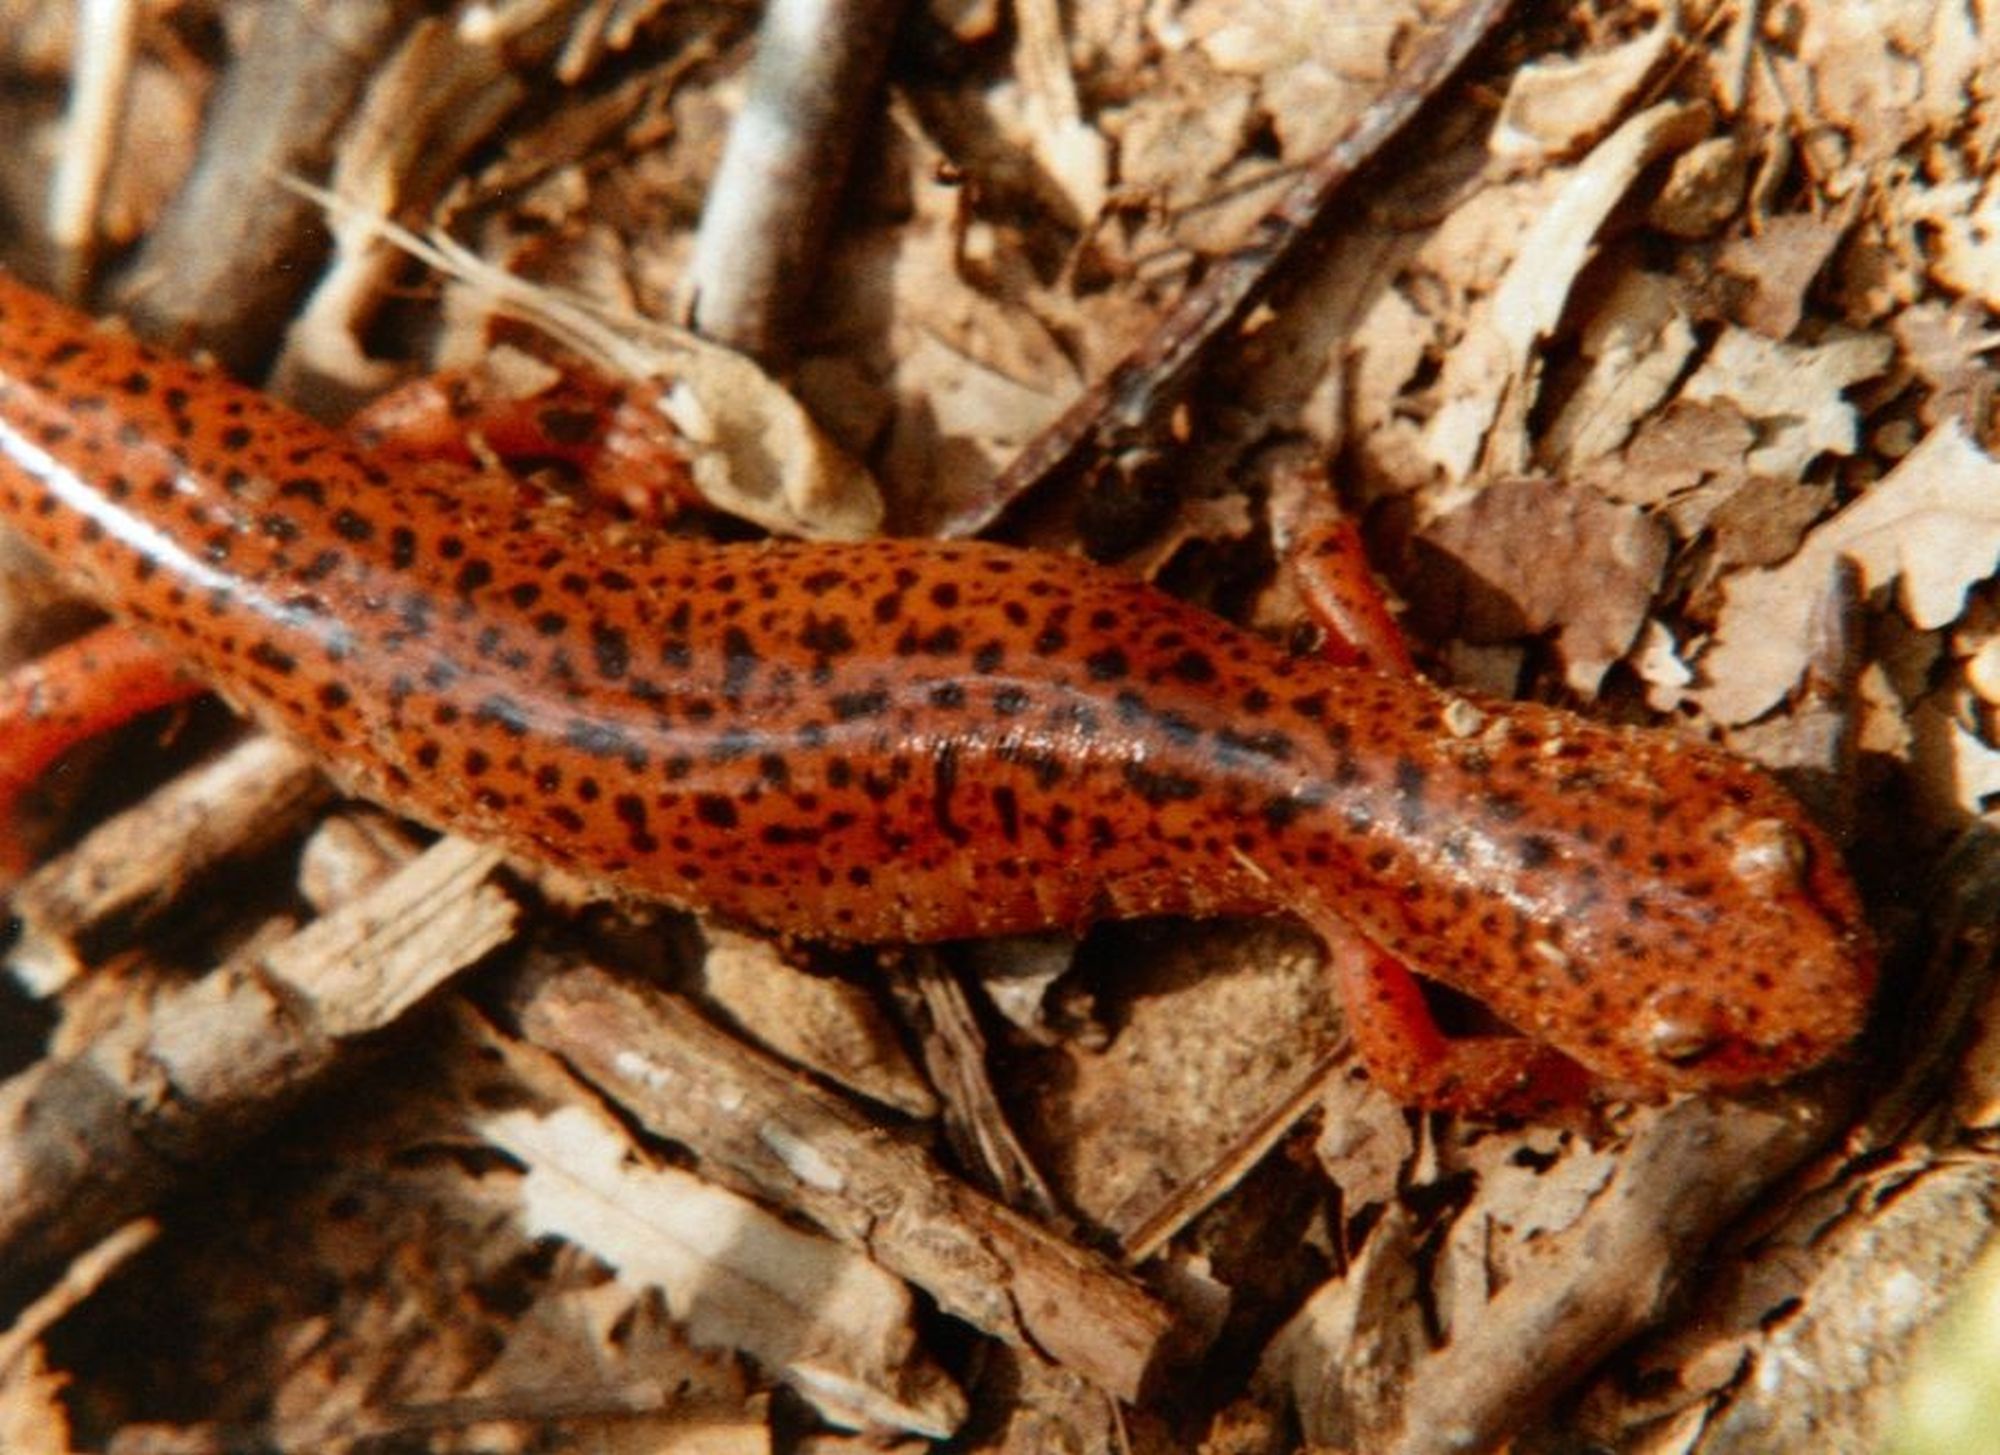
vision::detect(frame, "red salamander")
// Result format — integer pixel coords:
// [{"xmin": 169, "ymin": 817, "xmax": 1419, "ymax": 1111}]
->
[{"xmin": 0, "ymin": 274, "xmax": 1874, "ymax": 1103}]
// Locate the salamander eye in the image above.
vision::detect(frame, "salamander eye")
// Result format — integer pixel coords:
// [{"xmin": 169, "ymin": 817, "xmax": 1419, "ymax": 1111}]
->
[
  {"xmin": 1646, "ymin": 1014, "xmax": 1721, "ymax": 1066},
  {"xmin": 1729, "ymin": 817, "xmax": 1808, "ymax": 894},
  {"xmin": 1639, "ymin": 985, "xmax": 1728, "ymax": 1066}
]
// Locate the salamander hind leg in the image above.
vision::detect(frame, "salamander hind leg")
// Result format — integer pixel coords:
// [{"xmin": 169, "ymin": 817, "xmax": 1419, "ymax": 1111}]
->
[{"xmin": 0, "ymin": 623, "xmax": 202, "ymax": 886}]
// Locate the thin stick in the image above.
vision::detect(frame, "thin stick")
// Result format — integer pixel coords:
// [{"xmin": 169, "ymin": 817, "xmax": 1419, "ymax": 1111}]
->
[
  {"xmin": 686, "ymin": 0, "xmax": 908, "ymax": 361},
  {"xmin": 932, "ymin": 0, "xmax": 1516, "ymax": 538}
]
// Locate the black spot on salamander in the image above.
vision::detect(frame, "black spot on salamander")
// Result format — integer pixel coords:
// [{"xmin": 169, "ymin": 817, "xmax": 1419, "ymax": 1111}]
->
[
  {"xmin": 259, "ymin": 513, "xmax": 303, "ymax": 544},
  {"xmin": 993, "ymin": 686, "xmax": 1031, "ymax": 716},
  {"xmin": 388, "ymin": 526, "xmax": 418, "ymax": 570},
  {"xmin": 593, "ymin": 623, "xmax": 632, "ymax": 681},
  {"xmin": 318, "ymin": 682, "xmax": 352, "ymax": 711},
  {"xmin": 1262, "ymin": 795, "xmax": 1313, "ymax": 831},
  {"xmin": 992, "ymin": 784, "xmax": 1020, "ymax": 841},
  {"xmin": 929, "ymin": 681, "xmax": 966, "ymax": 709},
  {"xmin": 801, "ymin": 568, "xmax": 848, "ymax": 593},
  {"xmin": 929, "ymin": 581, "xmax": 961, "ymax": 608},
  {"xmin": 1394, "ymin": 757, "xmax": 1429, "ymax": 833},
  {"xmin": 1085, "ymin": 647, "xmax": 1131, "ymax": 681},
  {"xmin": 1122, "ymin": 762, "xmax": 1202, "ymax": 805},
  {"xmin": 564, "ymin": 718, "xmax": 644, "ymax": 766},
  {"xmin": 695, "ymin": 794, "xmax": 739, "ymax": 829},
  {"xmin": 801, "ymin": 614, "xmax": 857, "ymax": 658},
  {"xmin": 1114, "ymin": 690, "xmax": 1200, "ymax": 748},
  {"xmin": 296, "ymin": 547, "xmax": 340, "ymax": 583},
  {"xmin": 247, "ymin": 640, "xmax": 296, "ymax": 675},
  {"xmin": 833, "ymin": 688, "xmax": 889, "ymax": 721},
  {"xmin": 331, "ymin": 508, "xmax": 374, "ymax": 542},
  {"xmin": 973, "ymin": 642, "xmax": 1005, "ymax": 673},
  {"xmin": 533, "ymin": 610, "xmax": 568, "ymax": 637},
  {"xmin": 931, "ymin": 745, "xmax": 970, "ymax": 845},
  {"xmin": 758, "ymin": 753, "xmax": 790, "ymax": 788},
  {"xmin": 721, "ymin": 626, "xmax": 758, "ymax": 696},
  {"xmin": 1169, "ymin": 649, "xmax": 1216, "ymax": 683},
  {"xmin": 1517, "ymin": 834, "xmax": 1557, "ymax": 870},
  {"xmin": 474, "ymin": 695, "xmax": 532, "ymax": 737},
  {"xmin": 455, "ymin": 559, "xmax": 494, "ymax": 595},
  {"xmin": 547, "ymin": 804, "xmax": 585, "ymax": 833}
]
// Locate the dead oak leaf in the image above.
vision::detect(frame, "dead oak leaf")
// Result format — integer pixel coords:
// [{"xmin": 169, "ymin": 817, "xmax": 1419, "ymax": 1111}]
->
[
  {"xmin": 1410, "ymin": 475, "xmax": 1669, "ymax": 695},
  {"xmin": 1697, "ymin": 420, "xmax": 2000, "ymax": 725}
]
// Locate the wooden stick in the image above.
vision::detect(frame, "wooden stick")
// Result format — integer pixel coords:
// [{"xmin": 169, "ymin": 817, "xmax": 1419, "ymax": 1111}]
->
[
  {"xmin": 505, "ymin": 956, "xmax": 1182, "ymax": 1401},
  {"xmin": 0, "ymin": 836, "xmax": 516, "ymax": 1304},
  {"xmin": 930, "ymin": 0, "xmax": 1516, "ymax": 538}
]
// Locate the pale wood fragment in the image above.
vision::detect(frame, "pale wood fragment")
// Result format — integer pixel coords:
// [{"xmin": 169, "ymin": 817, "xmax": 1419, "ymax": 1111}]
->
[
  {"xmin": 506, "ymin": 956, "xmax": 1181, "ymax": 1401},
  {"xmin": 0, "ymin": 836, "xmax": 516, "ymax": 1302}
]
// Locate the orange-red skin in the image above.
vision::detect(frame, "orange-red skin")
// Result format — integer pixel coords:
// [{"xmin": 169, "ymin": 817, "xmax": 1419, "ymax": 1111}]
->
[{"xmin": 0, "ymin": 275, "xmax": 1875, "ymax": 1097}]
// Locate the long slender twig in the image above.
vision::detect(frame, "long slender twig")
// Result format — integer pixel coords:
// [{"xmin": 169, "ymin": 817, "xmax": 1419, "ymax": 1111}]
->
[{"xmin": 931, "ymin": 0, "xmax": 1516, "ymax": 539}]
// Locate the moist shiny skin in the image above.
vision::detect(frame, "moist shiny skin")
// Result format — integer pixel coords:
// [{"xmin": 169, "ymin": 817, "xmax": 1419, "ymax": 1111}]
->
[{"xmin": 0, "ymin": 275, "xmax": 1874, "ymax": 1094}]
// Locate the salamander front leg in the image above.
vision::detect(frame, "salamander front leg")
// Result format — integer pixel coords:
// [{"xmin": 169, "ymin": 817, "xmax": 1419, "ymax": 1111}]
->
[{"xmin": 1287, "ymin": 503, "xmax": 1594, "ymax": 1113}]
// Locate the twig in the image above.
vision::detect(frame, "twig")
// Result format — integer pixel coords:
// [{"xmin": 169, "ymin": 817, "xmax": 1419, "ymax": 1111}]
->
[
  {"xmin": 0, "ymin": 836, "xmax": 516, "ymax": 1304},
  {"xmin": 930, "ymin": 0, "xmax": 1516, "ymax": 538},
  {"xmin": 114, "ymin": 0, "xmax": 417, "ymax": 373},
  {"xmin": 685, "ymin": 0, "xmax": 907, "ymax": 361},
  {"xmin": 47, "ymin": 0, "xmax": 138, "ymax": 296},
  {"xmin": 505, "ymin": 956, "xmax": 1182, "ymax": 1401},
  {"xmin": 6, "ymin": 735, "xmax": 332, "ymax": 997}
]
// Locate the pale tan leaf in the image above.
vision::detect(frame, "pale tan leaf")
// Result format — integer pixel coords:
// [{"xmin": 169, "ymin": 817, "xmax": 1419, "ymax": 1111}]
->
[
  {"xmin": 1698, "ymin": 421, "xmax": 2000, "ymax": 723},
  {"xmin": 1680, "ymin": 325, "xmax": 1893, "ymax": 478}
]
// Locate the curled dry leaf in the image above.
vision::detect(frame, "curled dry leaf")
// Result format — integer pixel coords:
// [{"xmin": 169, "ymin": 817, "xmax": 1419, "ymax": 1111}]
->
[{"xmin": 284, "ymin": 186, "xmax": 885, "ymax": 540}]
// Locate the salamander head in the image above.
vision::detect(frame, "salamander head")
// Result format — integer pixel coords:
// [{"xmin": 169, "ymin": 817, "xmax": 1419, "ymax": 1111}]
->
[{"xmin": 1550, "ymin": 787, "xmax": 1877, "ymax": 1096}]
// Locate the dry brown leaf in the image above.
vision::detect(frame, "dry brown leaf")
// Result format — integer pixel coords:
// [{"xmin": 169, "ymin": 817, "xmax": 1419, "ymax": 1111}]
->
[
  {"xmin": 1489, "ymin": 20, "xmax": 1676, "ymax": 160},
  {"xmin": 1716, "ymin": 207, "xmax": 1856, "ymax": 339},
  {"xmin": 1424, "ymin": 101, "xmax": 1711, "ymax": 483},
  {"xmin": 1700, "ymin": 421, "xmax": 2000, "ymax": 724},
  {"xmin": 1412, "ymin": 476, "xmax": 1669, "ymax": 694},
  {"xmin": 1545, "ymin": 270, "xmax": 1697, "ymax": 470}
]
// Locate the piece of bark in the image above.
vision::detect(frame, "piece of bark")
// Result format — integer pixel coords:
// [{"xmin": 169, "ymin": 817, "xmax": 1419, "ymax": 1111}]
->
[
  {"xmin": 504, "ymin": 955, "xmax": 1180, "ymax": 1401},
  {"xmin": 6, "ymin": 734, "xmax": 332, "ymax": 997},
  {"xmin": 0, "ymin": 836, "xmax": 516, "ymax": 1309},
  {"xmin": 890, "ymin": 949, "xmax": 1061, "ymax": 1220},
  {"xmin": 1268, "ymin": 1077, "xmax": 1859, "ymax": 1454}
]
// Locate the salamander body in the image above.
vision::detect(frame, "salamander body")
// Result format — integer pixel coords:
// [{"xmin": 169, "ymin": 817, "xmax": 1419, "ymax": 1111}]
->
[{"xmin": 0, "ymin": 274, "xmax": 1874, "ymax": 1097}]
